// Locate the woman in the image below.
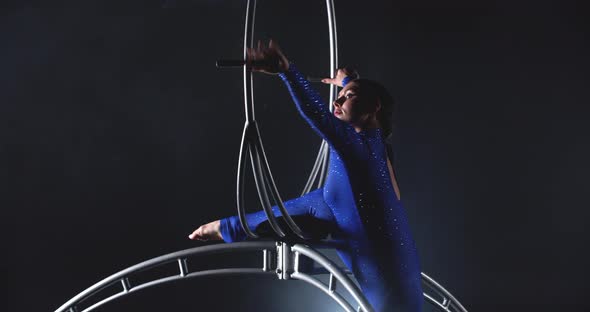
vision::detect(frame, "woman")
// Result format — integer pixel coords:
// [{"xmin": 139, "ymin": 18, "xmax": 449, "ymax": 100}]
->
[{"xmin": 189, "ymin": 40, "xmax": 423, "ymax": 312}]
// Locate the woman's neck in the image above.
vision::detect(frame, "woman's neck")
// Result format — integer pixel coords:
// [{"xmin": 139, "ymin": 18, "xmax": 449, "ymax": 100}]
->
[{"xmin": 353, "ymin": 116, "xmax": 381, "ymax": 133}]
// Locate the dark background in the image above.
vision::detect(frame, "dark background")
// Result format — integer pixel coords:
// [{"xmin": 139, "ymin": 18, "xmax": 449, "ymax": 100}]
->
[{"xmin": 2, "ymin": 0, "xmax": 589, "ymax": 311}]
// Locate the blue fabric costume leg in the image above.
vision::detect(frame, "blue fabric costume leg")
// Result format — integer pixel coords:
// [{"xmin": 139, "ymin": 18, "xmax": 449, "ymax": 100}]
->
[{"xmin": 220, "ymin": 188, "xmax": 335, "ymax": 243}]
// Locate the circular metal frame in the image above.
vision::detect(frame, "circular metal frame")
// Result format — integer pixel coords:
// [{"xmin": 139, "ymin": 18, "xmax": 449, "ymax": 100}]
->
[{"xmin": 54, "ymin": 241, "xmax": 467, "ymax": 312}]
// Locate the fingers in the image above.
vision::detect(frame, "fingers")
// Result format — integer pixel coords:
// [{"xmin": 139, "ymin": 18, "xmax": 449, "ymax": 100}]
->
[
  {"xmin": 245, "ymin": 39, "xmax": 289, "ymax": 73},
  {"xmin": 269, "ymin": 39, "xmax": 281, "ymax": 54}
]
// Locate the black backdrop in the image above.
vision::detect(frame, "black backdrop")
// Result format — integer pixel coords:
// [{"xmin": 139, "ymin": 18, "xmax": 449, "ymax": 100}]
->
[{"xmin": 2, "ymin": 1, "xmax": 589, "ymax": 311}]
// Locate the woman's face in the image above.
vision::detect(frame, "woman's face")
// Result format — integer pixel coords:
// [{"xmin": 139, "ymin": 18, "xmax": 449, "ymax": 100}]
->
[{"xmin": 333, "ymin": 81, "xmax": 378, "ymax": 125}]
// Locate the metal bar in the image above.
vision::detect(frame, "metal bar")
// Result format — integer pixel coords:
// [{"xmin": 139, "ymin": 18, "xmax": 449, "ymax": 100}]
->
[
  {"xmin": 237, "ymin": 0, "xmax": 259, "ymax": 239},
  {"xmin": 241, "ymin": 0, "xmax": 293, "ymax": 239},
  {"xmin": 317, "ymin": 147, "xmax": 328, "ymax": 188},
  {"xmin": 243, "ymin": 0, "xmax": 256, "ymax": 122},
  {"xmin": 275, "ymin": 241, "xmax": 291, "ymax": 280},
  {"xmin": 302, "ymin": 0, "xmax": 339, "ymax": 195},
  {"xmin": 236, "ymin": 123, "xmax": 259, "ymax": 238},
  {"xmin": 318, "ymin": 142, "xmax": 330, "ymax": 187},
  {"xmin": 301, "ymin": 141, "xmax": 326, "ymax": 195},
  {"xmin": 263, "ymin": 249, "xmax": 272, "ymax": 272},
  {"xmin": 56, "ymin": 240, "xmax": 467, "ymax": 312},
  {"xmin": 249, "ymin": 142, "xmax": 286, "ymax": 237},
  {"xmin": 421, "ymin": 272, "xmax": 468, "ymax": 312},
  {"xmin": 307, "ymin": 267, "xmax": 354, "ymax": 276},
  {"xmin": 253, "ymin": 132, "xmax": 305, "ymax": 238},
  {"xmin": 251, "ymin": 142, "xmax": 274, "ymax": 212},
  {"xmin": 131, "ymin": 268, "xmax": 272, "ymax": 293},
  {"xmin": 423, "ymin": 280, "xmax": 449, "ymax": 304},
  {"xmin": 178, "ymin": 258, "xmax": 188, "ymax": 277},
  {"xmin": 443, "ymin": 297, "xmax": 450, "ymax": 308},
  {"xmin": 317, "ymin": 0, "xmax": 339, "ymax": 187},
  {"xmin": 292, "ymin": 244, "xmax": 374, "ymax": 312},
  {"xmin": 54, "ymin": 242, "xmax": 276, "ymax": 312},
  {"xmin": 291, "ymin": 272, "xmax": 356, "ymax": 312},
  {"xmin": 326, "ymin": 0, "xmax": 338, "ymax": 111},
  {"xmin": 328, "ymin": 273, "xmax": 337, "ymax": 292},
  {"xmin": 80, "ymin": 268, "xmax": 274, "ymax": 312},
  {"xmin": 120, "ymin": 278, "xmax": 131, "ymax": 292},
  {"xmin": 294, "ymin": 251, "xmax": 300, "ymax": 273},
  {"xmin": 261, "ymin": 147, "xmax": 281, "ymax": 206},
  {"xmin": 81, "ymin": 292, "xmax": 127, "ymax": 312},
  {"xmin": 423, "ymin": 293, "xmax": 449, "ymax": 311}
]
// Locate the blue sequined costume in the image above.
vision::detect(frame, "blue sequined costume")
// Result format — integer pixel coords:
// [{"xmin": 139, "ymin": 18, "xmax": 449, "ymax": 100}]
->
[{"xmin": 220, "ymin": 64, "xmax": 423, "ymax": 312}]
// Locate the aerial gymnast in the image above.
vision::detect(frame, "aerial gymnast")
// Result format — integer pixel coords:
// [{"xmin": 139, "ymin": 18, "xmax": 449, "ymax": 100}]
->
[{"xmin": 189, "ymin": 39, "xmax": 423, "ymax": 312}]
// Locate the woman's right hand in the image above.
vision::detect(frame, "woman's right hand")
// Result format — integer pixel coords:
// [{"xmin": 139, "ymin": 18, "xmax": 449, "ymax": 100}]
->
[
  {"xmin": 321, "ymin": 67, "xmax": 359, "ymax": 87},
  {"xmin": 188, "ymin": 220, "xmax": 223, "ymax": 241},
  {"xmin": 247, "ymin": 39, "xmax": 290, "ymax": 74}
]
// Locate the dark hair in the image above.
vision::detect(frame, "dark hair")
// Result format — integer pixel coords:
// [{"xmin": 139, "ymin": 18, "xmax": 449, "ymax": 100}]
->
[{"xmin": 352, "ymin": 79, "xmax": 396, "ymax": 139}]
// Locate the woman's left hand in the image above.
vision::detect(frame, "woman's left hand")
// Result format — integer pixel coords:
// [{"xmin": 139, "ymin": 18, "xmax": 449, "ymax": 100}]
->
[{"xmin": 321, "ymin": 67, "xmax": 359, "ymax": 87}]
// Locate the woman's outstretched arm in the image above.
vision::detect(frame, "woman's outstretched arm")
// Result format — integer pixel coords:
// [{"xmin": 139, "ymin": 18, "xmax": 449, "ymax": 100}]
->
[
  {"xmin": 278, "ymin": 63, "xmax": 355, "ymax": 149},
  {"xmin": 248, "ymin": 39, "xmax": 356, "ymax": 150}
]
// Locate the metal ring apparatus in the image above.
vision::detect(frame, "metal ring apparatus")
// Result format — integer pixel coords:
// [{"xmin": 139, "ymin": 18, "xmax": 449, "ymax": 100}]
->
[{"xmin": 54, "ymin": 1, "xmax": 468, "ymax": 311}]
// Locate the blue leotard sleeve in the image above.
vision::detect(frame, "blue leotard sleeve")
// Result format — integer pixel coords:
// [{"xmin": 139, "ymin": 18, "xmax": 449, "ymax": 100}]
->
[
  {"xmin": 278, "ymin": 63, "xmax": 358, "ymax": 151},
  {"xmin": 219, "ymin": 188, "xmax": 334, "ymax": 243}
]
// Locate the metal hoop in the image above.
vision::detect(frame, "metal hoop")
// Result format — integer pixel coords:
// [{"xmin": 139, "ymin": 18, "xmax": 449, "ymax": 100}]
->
[
  {"xmin": 53, "ymin": 241, "xmax": 467, "ymax": 312},
  {"xmin": 237, "ymin": 0, "xmax": 306, "ymax": 239},
  {"xmin": 53, "ymin": 241, "xmax": 373, "ymax": 312}
]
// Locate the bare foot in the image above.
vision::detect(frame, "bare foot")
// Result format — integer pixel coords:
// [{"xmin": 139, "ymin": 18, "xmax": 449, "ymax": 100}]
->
[{"xmin": 188, "ymin": 220, "xmax": 223, "ymax": 241}]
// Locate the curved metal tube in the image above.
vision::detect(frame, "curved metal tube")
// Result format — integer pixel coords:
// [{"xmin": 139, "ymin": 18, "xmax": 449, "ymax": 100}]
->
[
  {"xmin": 326, "ymin": 0, "xmax": 339, "ymax": 112},
  {"xmin": 238, "ymin": 0, "xmax": 305, "ymax": 239},
  {"xmin": 298, "ymin": 0, "xmax": 338, "ymax": 195},
  {"xmin": 78, "ymin": 269, "xmax": 273, "ymax": 312},
  {"xmin": 302, "ymin": 0, "xmax": 338, "ymax": 194},
  {"xmin": 236, "ymin": 122, "xmax": 259, "ymax": 238},
  {"xmin": 55, "ymin": 240, "xmax": 468, "ymax": 312},
  {"xmin": 243, "ymin": 0, "xmax": 256, "ymax": 123},
  {"xmin": 237, "ymin": 0, "xmax": 341, "ymax": 238},
  {"xmin": 253, "ymin": 131, "xmax": 306, "ymax": 238},
  {"xmin": 54, "ymin": 242, "xmax": 277, "ymax": 312},
  {"xmin": 317, "ymin": 0, "xmax": 339, "ymax": 188},
  {"xmin": 292, "ymin": 244, "xmax": 374, "ymax": 312},
  {"xmin": 239, "ymin": 0, "xmax": 291, "ymax": 238},
  {"xmin": 421, "ymin": 272, "xmax": 468, "ymax": 312},
  {"xmin": 291, "ymin": 272, "xmax": 357, "ymax": 312},
  {"xmin": 301, "ymin": 140, "xmax": 327, "ymax": 195},
  {"xmin": 249, "ymin": 140, "xmax": 286, "ymax": 237}
]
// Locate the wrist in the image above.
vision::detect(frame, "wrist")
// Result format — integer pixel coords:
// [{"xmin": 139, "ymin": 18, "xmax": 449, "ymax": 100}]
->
[
  {"xmin": 342, "ymin": 76, "xmax": 354, "ymax": 87},
  {"xmin": 279, "ymin": 61, "xmax": 292, "ymax": 74}
]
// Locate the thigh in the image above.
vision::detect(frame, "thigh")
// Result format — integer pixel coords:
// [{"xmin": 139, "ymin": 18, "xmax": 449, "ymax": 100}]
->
[{"xmin": 256, "ymin": 188, "xmax": 336, "ymax": 239}]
